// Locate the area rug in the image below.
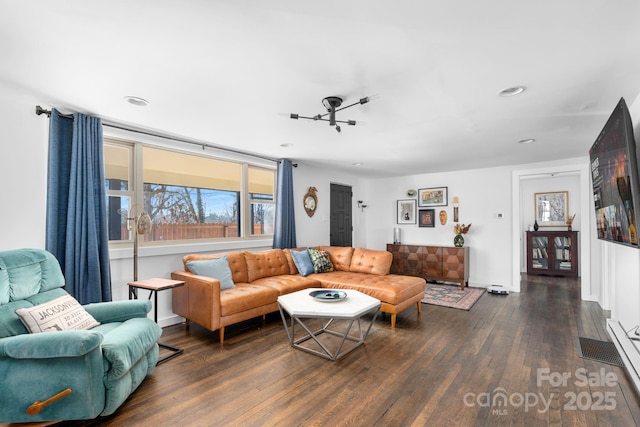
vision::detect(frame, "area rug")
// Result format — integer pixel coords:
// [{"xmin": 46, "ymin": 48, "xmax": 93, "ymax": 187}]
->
[{"xmin": 420, "ymin": 283, "xmax": 486, "ymax": 310}]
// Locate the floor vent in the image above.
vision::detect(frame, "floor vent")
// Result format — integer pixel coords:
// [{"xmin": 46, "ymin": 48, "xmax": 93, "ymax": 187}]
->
[{"xmin": 578, "ymin": 337, "xmax": 625, "ymax": 367}]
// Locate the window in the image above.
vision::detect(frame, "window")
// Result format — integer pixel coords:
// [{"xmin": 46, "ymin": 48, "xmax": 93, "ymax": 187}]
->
[
  {"xmin": 104, "ymin": 139, "xmax": 276, "ymax": 244},
  {"xmin": 248, "ymin": 166, "xmax": 275, "ymax": 236},
  {"xmin": 104, "ymin": 143, "xmax": 133, "ymax": 242}
]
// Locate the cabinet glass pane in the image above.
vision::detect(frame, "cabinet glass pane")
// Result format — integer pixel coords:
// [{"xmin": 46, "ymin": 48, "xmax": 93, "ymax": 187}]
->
[
  {"xmin": 554, "ymin": 235, "xmax": 572, "ymax": 271},
  {"xmin": 531, "ymin": 236, "xmax": 549, "ymax": 270}
]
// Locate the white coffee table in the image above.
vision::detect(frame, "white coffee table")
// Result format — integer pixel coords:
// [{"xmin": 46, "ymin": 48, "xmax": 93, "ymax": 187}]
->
[{"xmin": 277, "ymin": 288, "xmax": 381, "ymax": 360}]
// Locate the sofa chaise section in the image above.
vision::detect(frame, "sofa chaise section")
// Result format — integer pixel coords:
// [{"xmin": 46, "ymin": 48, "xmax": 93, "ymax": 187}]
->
[{"xmin": 311, "ymin": 246, "xmax": 426, "ymax": 327}]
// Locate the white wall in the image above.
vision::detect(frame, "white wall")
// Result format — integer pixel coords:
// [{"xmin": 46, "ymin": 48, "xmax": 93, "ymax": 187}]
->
[
  {"xmin": 292, "ymin": 163, "xmax": 367, "ymax": 248},
  {"xmin": 363, "ymin": 166, "xmax": 513, "ymax": 288},
  {"xmin": 0, "ymin": 82, "xmax": 48, "ymax": 250}
]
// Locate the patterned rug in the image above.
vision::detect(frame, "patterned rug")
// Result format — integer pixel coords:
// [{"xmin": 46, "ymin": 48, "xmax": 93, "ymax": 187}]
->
[{"xmin": 421, "ymin": 283, "xmax": 486, "ymax": 310}]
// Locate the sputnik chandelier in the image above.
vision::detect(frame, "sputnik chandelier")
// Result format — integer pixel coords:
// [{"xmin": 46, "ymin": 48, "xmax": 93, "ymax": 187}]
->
[{"xmin": 290, "ymin": 96, "xmax": 370, "ymax": 133}]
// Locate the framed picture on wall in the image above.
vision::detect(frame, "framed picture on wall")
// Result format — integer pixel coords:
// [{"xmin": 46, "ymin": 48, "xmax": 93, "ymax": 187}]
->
[
  {"xmin": 418, "ymin": 209, "xmax": 436, "ymax": 227},
  {"xmin": 534, "ymin": 191, "xmax": 568, "ymax": 226},
  {"xmin": 418, "ymin": 187, "xmax": 448, "ymax": 207},
  {"xmin": 397, "ymin": 199, "xmax": 416, "ymax": 224}
]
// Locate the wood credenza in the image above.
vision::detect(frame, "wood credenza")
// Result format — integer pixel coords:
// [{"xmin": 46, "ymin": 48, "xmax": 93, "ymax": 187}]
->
[{"xmin": 386, "ymin": 244, "xmax": 470, "ymax": 290}]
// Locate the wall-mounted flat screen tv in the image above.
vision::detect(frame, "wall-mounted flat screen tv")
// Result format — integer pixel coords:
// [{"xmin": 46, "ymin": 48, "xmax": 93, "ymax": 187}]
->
[{"xmin": 589, "ymin": 97, "xmax": 640, "ymax": 247}]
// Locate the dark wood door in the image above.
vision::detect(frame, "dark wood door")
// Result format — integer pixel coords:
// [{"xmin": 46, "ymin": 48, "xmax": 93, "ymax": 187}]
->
[{"xmin": 330, "ymin": 183, "xmax": 352, "ymax": 247}]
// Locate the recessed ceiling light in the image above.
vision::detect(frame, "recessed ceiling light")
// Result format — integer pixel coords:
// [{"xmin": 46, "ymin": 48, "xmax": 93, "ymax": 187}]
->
[
  {"xmin": 352, "ymin": 162, "xmax": 363, "ymax": 166},
  {"xmin": 499, "ymin": 86, "xmax": 526, "ymax": 97},
  {"xmin": 280, "ymin": 143, "xmax": 293, "ymax": 147},
  {"xmin": 518, "ymin": 138, "xmax": 536, "ymax": 144},
  {"xmin": 124, "ymin": 96, "xmax": 149, "ymax": 107}
]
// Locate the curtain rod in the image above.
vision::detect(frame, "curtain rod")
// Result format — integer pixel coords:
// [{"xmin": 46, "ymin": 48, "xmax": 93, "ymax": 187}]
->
[{"xmin": 35, "ymin": 105, "xmax": 295, "ymax": 165}]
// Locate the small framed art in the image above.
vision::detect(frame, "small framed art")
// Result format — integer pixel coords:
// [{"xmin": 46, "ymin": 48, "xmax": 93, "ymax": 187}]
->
[
  {"xmin": 418, "ymin": 187, "xmax": 448, "ymax": 207},
  {"xmin": 534, "ymin": 191, "xmax": 568, "ymax": 226},
  {"xmin": 419, "ymin": 209, "xmax": 436, "ymax": 227},
  {"xmin": 397, "ymin": 199, "xmax": 416, "ymax": 224}
]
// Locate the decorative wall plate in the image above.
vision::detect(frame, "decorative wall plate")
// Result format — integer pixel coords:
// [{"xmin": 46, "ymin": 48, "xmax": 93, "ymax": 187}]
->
[{"xmin": 407, "ymin": 189, "xmax": 417, "ymax": 197}]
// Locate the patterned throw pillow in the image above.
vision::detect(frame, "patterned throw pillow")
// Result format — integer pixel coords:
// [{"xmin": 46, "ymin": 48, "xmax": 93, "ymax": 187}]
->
[
  {"xmin": 307, "ymin": 248, "xmax": 334, "ymax": 273},
  {"xmin": 15, "ymin": 294, "xmax": 100, "ymax": 333}
]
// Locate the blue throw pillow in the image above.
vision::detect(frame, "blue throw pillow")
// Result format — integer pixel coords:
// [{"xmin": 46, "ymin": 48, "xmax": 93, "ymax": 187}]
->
[
  {"xmin": 291, "ymin": 249, "xmax": 315, "ymax": 277},
  {"xmin": 186, "ymin": 255, "xmax": 235, "ymax": 289}
]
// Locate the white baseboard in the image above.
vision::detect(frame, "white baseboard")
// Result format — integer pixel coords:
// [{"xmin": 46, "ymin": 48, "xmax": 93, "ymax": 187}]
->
[
  {"xmin": 607, "ymin": 319, "xmax": 640, "ymax": 395},
  {"xmin": 158, "ymin": 314, "xmax": 185, "ymax": 328}
]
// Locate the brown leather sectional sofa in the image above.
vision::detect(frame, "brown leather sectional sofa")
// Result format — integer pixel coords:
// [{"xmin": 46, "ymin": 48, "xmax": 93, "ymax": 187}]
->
[{"xmin": 171, "ymin": 246, "xmax": 426, "ymax": 343}]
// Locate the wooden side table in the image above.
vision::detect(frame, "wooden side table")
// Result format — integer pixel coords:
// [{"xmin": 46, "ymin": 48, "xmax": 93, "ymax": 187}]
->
[{"xmin": 128, "ymin": 278, "xmax": 185, "ymax": 365}]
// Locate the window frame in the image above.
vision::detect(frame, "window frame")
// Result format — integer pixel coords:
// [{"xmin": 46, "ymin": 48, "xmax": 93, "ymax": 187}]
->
[{"xmin": 104, "ymin": 137, "xmax": 277, "ymax": 249}]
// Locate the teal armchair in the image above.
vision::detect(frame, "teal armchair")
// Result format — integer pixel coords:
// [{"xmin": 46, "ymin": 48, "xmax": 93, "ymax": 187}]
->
[{"xmin": 0, "ymin": 249, "xmax": 162, "ymax": 423}]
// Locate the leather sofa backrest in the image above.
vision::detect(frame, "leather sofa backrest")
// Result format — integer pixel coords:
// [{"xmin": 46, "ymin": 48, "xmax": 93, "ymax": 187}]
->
[
  {"xmin": 315, "ymin": 246, "xmax": 354, "ymax": 272},
  {"xmin": 244, "ymin": 249, "xmax": 291, "ymax": 282},
  {"xmin": 349, "ymin": 248, "xmax": 392, "ymax": 275},
  {"xmin": 183, "ymin": 252, "xmax": 249, "ymax": 284}
]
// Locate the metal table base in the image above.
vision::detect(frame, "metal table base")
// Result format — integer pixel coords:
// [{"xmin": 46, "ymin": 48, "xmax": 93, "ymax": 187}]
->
[
  {"xmin": 128, "ymin": 278, "xmax": 185, "ymax": 366},
  {"xmin": 278, "ymin": 304, "xmax": 379, "ymax": 361}
]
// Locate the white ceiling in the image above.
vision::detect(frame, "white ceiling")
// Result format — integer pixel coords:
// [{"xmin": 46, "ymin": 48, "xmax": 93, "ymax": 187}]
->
[{"xmin": 2, "ymin": 1, "xmax": 640, "ymax": 178}]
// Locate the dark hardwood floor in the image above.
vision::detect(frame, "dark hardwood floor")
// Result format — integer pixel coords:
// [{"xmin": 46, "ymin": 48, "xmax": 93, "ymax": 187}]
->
[{"xmin": 9, "ymin": 275, "xmax": 640, "ymax": 426}]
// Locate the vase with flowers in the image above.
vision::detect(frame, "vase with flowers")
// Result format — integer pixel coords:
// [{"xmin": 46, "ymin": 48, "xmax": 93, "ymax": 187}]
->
[{"xmin": 453, "ymin": 223, "xmax": 472, "ymax": 247}]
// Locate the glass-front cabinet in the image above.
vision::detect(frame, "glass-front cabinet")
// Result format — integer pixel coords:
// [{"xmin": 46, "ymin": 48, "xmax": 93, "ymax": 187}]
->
[{"xmin": 526, "ymin": 231, "xmax": 578, "ymax": 277}]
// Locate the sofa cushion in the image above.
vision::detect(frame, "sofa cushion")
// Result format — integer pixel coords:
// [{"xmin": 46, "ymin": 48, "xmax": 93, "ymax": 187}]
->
[
  {"xmin": 282, "ymin": 249, "xmax": 299, "ymax": 275},
  {"xmin": 315, "ymin": 246, "xmax": 354, "ymax": 272},
  {"xmin": 313, "ymin": 271, "xmax": 426, "ymax": 305},
  {"xmin": 307, "ymin": 248, "xmax": 334, "ymax": 273},
  {"xmin": 186, "ymin": 255, "xmax": 235, "ymax": 290},
  {"xmin": 184, "ymin": 252, "xmax": 249, "ymax": 284},
  {"xmin": 15, "ymin": 294, "xmax": 100, "ymax": 333},
  {"xmin": 290, "ymin": 249, "xmax": 315, "ymax": 277},
  {"xmin": 244, "ymin": 249, "xmax": 291, "ymax": 282},
  {"xmin": 219, "ymin": 284, "xmax": 279, "ymax": 316},
  {"xmin": 252, "ymin": 275, "xmax": 321, "ymax": 295},
  {"xmin": 349, "ymin": 248, "xmax": 392, "ymax": 275}
]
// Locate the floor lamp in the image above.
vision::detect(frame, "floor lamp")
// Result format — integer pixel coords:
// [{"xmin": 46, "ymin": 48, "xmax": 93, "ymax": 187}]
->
[{"xmin": 128, "ymin": 208, "xmax": 151, "ymax": 282}]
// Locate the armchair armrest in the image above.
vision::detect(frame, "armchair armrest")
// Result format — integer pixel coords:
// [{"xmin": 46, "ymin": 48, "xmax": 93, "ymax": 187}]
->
[
  {"xmin": 84, "ymin": 300, "xmax": 152, "ymax": 323},
  {"xmin": 0, "ymin": 330, "xmax": 103, "ymax": 359},
  {"xmin": 0, "ymin": 331, "xmax": 106, "ymax": 423}
]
